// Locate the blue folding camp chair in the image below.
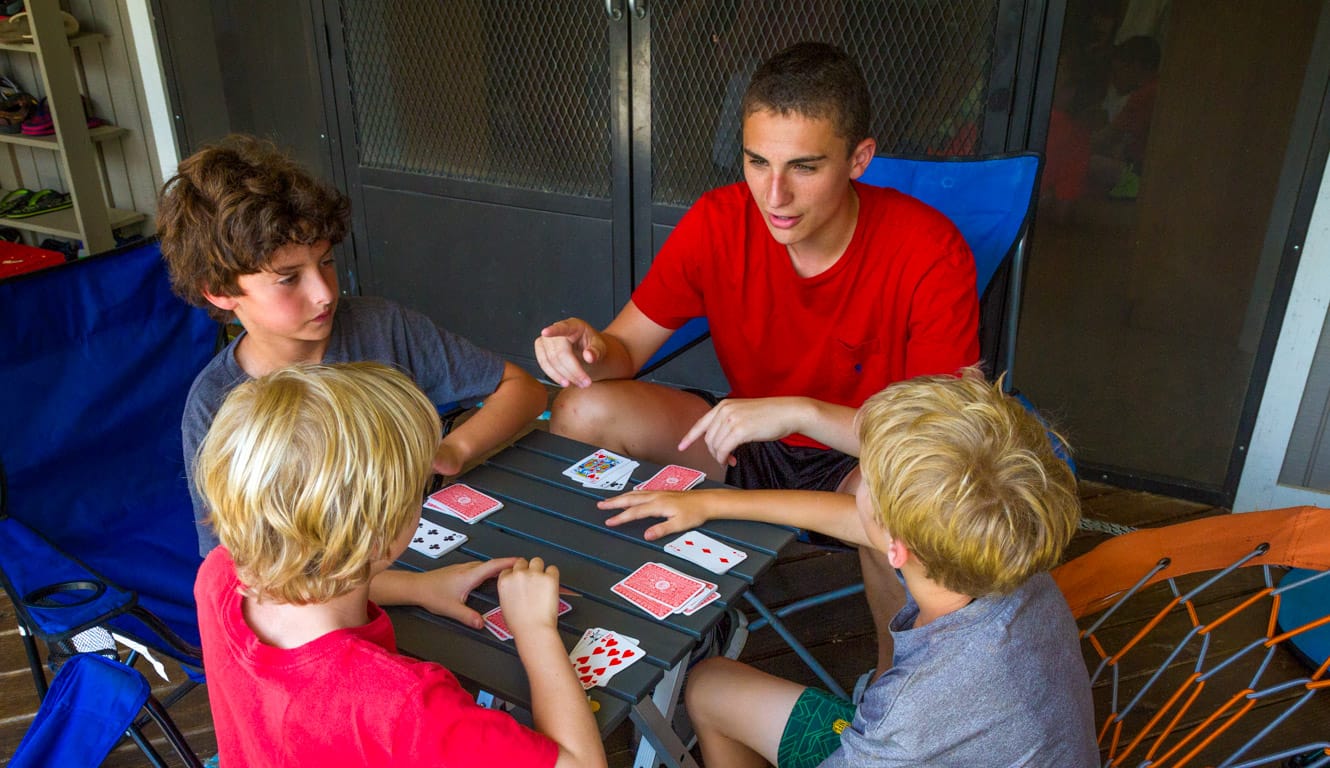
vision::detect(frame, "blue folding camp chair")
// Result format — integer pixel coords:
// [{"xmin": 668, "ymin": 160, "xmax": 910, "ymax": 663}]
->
[
  {"xmin": 641, "ymin": 153, "xmax": 1052, "ymax": 697},
  {"xmin": 10, "ymin": 652, "xmax": 203, "ymax": 768},
  {"xmin": 0, "ymin": 240, "xmax": 218, "ymax": 715}
]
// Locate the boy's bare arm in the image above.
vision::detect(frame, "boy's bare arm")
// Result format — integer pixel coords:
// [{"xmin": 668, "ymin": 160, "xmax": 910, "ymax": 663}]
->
[
  {"xmin": 434, "ymin": 362, "xmax": 547, "ymax": 475},
  {"xmin": 500, "ymin": 559, "xmax": 608, "ymax": 768},
  {"xmin": 600, "ymin": 488, "xmax": 870, "ymax": 547},
  {"xmin": 679, "ymin": 397, "xmax": 860, "ymax": 467}
]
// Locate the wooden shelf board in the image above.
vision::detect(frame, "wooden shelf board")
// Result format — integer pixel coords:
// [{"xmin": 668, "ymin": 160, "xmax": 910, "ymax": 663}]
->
[
  {"xmin": 0, "ymin": 205, "xmax": 144, "ymax": 239},
  {"xmin": 0, "ymin": 31, "xmax": 107, "ymax": 53},
  {"xmin": 0, "ymin": 124, "xmax": 127, "ymax": 150}
]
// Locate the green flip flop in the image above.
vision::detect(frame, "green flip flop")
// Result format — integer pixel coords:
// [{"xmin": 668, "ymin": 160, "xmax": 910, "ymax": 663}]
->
[
  {"xmin": 0, "ymin": 187, "xmax": 32, "ymax": 215},
  {"xmin": 6, "ymin": 189, "xmax": 71, "ymax": 219}
]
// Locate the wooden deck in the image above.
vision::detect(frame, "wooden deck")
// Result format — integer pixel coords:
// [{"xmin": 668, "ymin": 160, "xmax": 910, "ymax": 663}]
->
[{"xmin": 2, "ymin": 480, "xmax": 1325, "ymax": 766}]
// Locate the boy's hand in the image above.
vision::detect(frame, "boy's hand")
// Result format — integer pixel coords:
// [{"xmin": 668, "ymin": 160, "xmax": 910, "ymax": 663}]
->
[
  {"xmin": 498, "ymin": 557, "xmax": 561, "ymax": 636},
  {"xmin": 534, "ymin": 318, "xmax": 607, "ymax": 389},
  {"xmin": 678, "ymin": 397, "xmax": 808, "ymax": 467},
  {"xmin": 402, "ymin": 557, "xmax": 517, "ymax": 628},
  {"xmin": 598, "ymin": 490, "xmax": 714, "ymax": 541}
]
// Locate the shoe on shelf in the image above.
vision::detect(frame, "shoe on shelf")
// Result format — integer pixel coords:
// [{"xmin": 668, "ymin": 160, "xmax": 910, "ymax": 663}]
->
[
  {"xmin": 0, "ymin": 186, "xmax": 31, "ymax": 215},
  {"xmin": 6, "ymin": 188, "xmax": 70, "ymax": 218}
]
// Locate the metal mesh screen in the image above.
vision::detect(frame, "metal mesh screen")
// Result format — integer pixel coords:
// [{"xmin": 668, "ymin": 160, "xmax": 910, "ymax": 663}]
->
[
  {"xmin": 650, "ymin": 0, "xmax": 998, "ymax": 206},
  {"xmin": 338, "ymin": 1, "xmax": 612, "ymax": 199}
]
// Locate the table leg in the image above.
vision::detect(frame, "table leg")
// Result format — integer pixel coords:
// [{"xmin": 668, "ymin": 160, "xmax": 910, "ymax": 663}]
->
[{"xmin": 630, "ymin": 660, "xmax": 698, "ymax": 768}]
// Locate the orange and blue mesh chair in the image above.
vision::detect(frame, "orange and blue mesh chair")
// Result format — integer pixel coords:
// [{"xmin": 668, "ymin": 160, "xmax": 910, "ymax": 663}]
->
[{"xmin": 1052, "ymin": 506, "xmax": 1330, "ymax": 767}]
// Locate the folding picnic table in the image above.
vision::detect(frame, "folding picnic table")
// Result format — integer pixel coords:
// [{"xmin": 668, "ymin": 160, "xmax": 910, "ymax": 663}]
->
[{"xmin": 388, "ymin": 430, "xmax": 795, "ymax": 768}]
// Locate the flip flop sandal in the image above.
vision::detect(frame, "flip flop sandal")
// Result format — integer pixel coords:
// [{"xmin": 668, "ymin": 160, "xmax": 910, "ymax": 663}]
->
[
  {"xmin": 0, "ymin": 187, "xmax": 32, "ymax": 215},
  {"xmin": 6, "ymin": 189, "xmax": 71, "ymax": 219}
]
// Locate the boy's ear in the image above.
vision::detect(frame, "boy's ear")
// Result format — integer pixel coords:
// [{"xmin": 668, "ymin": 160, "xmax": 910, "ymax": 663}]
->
[
  {"xmin": 201, "ymin": 289, "xmax": 239, "ymax": 312},
  {"xmin": 848, "ymin": 136, "xmax": 877, "ymax": 179},
  {"xmin": 885, "ymin": 538, "xmax": 909, "ymax": 570}
]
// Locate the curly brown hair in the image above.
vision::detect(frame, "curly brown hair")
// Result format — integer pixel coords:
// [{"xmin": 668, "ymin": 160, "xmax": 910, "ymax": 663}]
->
[{"xmin": 157, "ymin": 135, "xmax": 350, "ymax": 321}]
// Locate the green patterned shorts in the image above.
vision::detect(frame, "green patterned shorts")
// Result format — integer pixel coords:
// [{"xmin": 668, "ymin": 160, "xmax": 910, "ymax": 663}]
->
[{"xmin": 777, "ymin": 687, "xmax": 856, "ymax": 768}]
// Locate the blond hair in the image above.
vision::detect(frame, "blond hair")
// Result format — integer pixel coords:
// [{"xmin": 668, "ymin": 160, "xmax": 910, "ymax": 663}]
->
[
  {"xmin": 856, "ymin": 368, "xmax": 1079, "ymax": 597},
  {"xmin": 196, "ymin": 362, "xmax": 439, "ymax": 603}
]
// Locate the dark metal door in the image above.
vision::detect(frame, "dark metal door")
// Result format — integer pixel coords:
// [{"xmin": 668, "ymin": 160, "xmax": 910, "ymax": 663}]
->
[{"xmin": 323, "ymin": 1, "xmax": 632, "ymax": 366}]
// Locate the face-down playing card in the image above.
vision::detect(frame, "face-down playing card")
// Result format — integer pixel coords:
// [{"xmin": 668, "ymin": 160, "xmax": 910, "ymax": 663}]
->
[
  {"xmin": 425, "ymin": 483, "xmax": 504, "ymax": 523},
  {"xmin": 635, "ymin": 464, "xmax": 706, "ymax": 492}
]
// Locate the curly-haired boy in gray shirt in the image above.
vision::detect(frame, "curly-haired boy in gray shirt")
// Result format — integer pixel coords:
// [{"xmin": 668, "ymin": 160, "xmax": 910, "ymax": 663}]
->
[{"xmin": 161, "ymin": 135, "xmax": 547, "ymax": 624}]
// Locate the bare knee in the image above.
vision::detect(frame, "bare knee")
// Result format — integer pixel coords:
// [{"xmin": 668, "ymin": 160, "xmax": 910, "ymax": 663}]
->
[
  {"xmin": 685, "ymin": 656, "xmax": 737, "ymax": 721},
  {"xmin": 548, "ymin": 384, "xmax": 618, "ymax": 444}
]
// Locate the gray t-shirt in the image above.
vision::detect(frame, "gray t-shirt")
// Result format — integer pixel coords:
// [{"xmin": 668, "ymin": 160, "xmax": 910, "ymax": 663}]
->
[
  {"xmin": 820, "ymin": 572, "xmax": 1098, "ymax": 767},
  {"xmin": 182, "ymin": 296, "xmax": 505, "ymax": 556}
]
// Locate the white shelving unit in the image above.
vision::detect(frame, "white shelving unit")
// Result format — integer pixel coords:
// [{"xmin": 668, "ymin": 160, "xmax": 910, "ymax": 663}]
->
[{"xmin": 0, "ymin": 0, "xmax": 143, "ymax": 254}]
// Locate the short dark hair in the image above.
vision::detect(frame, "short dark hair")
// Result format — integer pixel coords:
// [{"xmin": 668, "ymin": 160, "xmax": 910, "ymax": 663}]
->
[
  {"xmin": 157, "ymin": 135, "xmax": 350, "ymax": 322},
  {"xmin": 741, "ymin": 41, "xmax": 872, "ymax": 151}
]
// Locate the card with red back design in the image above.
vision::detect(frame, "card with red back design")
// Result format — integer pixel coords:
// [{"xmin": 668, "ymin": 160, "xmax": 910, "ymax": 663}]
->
[
  {"xmin": 611, "ymin": 580, "xmax": 676, "ymax": 620},
  {"xmin": 568, "ymin": 627, "xmax": 644, "ymax": 689},
  {"xmin": 663, "ymin": 531, "xmax": 748, "ymax": 574},
  {"xmin": 635, "ymin": 464, "xmax": 706, "ymax": 492},
  {"xmin": 482, "ymin": 600, "xmax": 572, "ymax": 641},
  {"xmin": 425, "ymin": 483, "xmax": 503, "ymax": 523},
  {"xmin": 616, "ymin": 562, "xmax": 709, "ymax": 613}
]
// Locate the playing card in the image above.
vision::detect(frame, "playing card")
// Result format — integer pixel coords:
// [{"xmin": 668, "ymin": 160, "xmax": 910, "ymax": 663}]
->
[
  {"xmin": 425, "ymin": 483, "xmax": 503, "ymax": 523},
  {"xmin": 483, "ymin": 600, "xmax": 572, "ymax": 641},
  {"xmin": 617, "ymin": 562, "xmax": 709, "ymax": 612},
  {"xmin": 611, "ymin": 580, "xmax": 677, "ymax": 620},
  {"xmin": 680, "ymin": 577, "xmax": 718, "ymax": 612},
  {"xmin": 564, "ymin": 450, "xmax": 636, "ymax": 488},
  {"xmin": 568, "ymin": 628, "xmax": 644, "ymax": 689},
  {"xmin": 407, "ymin": 519, "xmax": 468, "ymax": 559},
  {"xmin": 636, "ymin": 464, "xmax": 706, "ymax": 492},
  {"xmin": 664, "ymin": 531, "xmax": 748, "ymax": 574},
  {"xmin": 681, "ymin": 589, "xmax": 721, "ymax": 616},
  {"xmin": 482, "ymin": 606, "xmax": 513, "ymax": 640}
]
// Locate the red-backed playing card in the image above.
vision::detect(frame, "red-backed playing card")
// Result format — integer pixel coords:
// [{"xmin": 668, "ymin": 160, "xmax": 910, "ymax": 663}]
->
[
  {"xmin": 611, "ymin": 581, "xmax": 676, "ymax": 619},
  {"xmin": 426, "ymin": 483, "xmax": 503, "ymax": 523},
  {"xmin": 636, "ymin": 464, "xmax": 706, "ymax": 492},
  {"xmin": 618, "ymin": 562, "xmax": 708, "ymax": 612}
]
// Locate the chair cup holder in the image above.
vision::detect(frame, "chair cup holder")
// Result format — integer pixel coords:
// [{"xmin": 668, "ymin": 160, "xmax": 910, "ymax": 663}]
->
[{"xmin": 23, "ymin": 579, "xmax": 107, "ymax": 608}]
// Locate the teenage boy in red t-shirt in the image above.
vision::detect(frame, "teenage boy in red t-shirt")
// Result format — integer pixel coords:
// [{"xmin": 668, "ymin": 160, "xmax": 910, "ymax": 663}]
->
[{"xmin": 533, "ymin": 41, "xmax": 977, "ymax": 674}]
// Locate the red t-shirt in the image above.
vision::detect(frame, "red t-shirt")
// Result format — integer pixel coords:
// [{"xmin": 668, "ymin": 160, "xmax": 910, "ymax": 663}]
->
[
  {"xmin": 195, "ymin": 549, "xmax": 558, "ymax": 768},
  {"xmin": 632, "ymin": 181, "xmax": 979, "ymax": 448}
]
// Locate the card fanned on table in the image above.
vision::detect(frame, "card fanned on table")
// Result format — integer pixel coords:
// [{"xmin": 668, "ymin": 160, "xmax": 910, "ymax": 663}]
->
[
  {"xmin": 407, "ymin": 518, "xmax": 468, "ymax": 559},
  {"xmin": 564, "ymin": 449, "xmax": 639, "ymax": 491},
  {"xmin": 613, "ymin": 562, "xmax": 718, "ymax": 619},
  {"xmin": 664, "ymin": 530, "xmax": 748, "ymax": 574},
  {"xmin": 568, "ymin": 627, "xmax": 644, "ymax": 690},
  {"xmin": 425, "ymin": 483, "xmax": 504, "ymax": 523}
]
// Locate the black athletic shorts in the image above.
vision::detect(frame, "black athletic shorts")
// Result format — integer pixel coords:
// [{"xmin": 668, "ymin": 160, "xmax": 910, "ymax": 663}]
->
[{"xmin": 685, "ymin": 389, "xmax": 860, "ymax": 492}]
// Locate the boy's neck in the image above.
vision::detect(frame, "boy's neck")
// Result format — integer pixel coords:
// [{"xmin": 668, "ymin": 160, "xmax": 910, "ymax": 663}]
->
[
  {"xmin": 242, "ymin": 585, "xmax": 371, "ymax": 650},
  {"xmin": 234, "ymin": 333, "xmax": 332, "ymax": 379},
  {"xmin": 900, "ymin": 563, "xmax": 975, "ymax": 629}
]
